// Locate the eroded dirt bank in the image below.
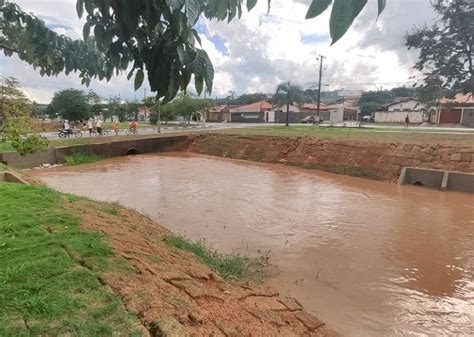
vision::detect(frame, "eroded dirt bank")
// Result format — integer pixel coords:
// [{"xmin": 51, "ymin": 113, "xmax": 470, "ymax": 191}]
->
[
  {"xmin": 72, "ymin": 199, "xmax": 337, "ymax": 336},
  {"xmin": 187, "ymin": 134, "xmax": 474, "ymax": 181}
]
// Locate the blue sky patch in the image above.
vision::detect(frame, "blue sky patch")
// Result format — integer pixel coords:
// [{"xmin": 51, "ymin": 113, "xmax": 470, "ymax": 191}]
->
[
  {"xmin": 301, "ymin": 33, "xmax": 329, "ymax": 45},
  {"xmin": 196, "ymin": 22, "xmax": 229, "ymax": 56}
]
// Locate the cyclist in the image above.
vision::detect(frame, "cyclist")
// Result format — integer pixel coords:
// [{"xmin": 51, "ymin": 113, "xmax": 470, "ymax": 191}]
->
[{"xmin": 129, "ymin": 119, "xmax": 137, "ymax": 133}]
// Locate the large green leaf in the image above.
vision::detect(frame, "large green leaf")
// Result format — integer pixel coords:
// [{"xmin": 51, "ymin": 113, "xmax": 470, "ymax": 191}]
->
[
  {"xmin": 247, "ymin": 0, "xmax": 257, "ymax": 12},
  {"xmin": 134, "ymin": 69, "xmax": 144, "ymax": 90},
  {"xmin": 306, "ymin": 0, "xmax": 332, "ymax": 19},
  {"xmin": 216, "ymin": 0, "xmax": 228, "ymax": 20},
  {"xmin": 82, "ymin": 22, "xmax": 91, "ymax": 41},
  {"xmin": 195, "ymin": 76, "xmax": 204, "ymax": 95},
  {"xmin": 76, "ymin": 0, "xmax": 84, "ymax": 18},
  {"xmin": 166, "ymin": 0, "xmax": 185, "ymax": 10},
  {"xmin": 185, "ymin": 0, "xmax": 200, "ymax": 25},
  {"xmin": 329, "ymin": 0, "xmax": 367, "ymax": 45},
  {"xmin": 377, "ymin": 0, "xmax": 386, "ymax": 18},
  {"xmin": 202, "ymin": 50, "xmax": 214, "ymax": 93}
]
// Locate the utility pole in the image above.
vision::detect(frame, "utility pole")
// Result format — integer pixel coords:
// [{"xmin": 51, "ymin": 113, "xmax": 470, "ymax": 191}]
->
[
  {"xmin": 157, "ymin": 97, "xmax": 161, "ymax": 134},
  {"xmin": 316, "ymin": 55, "xmax": 326, "ymax": 118},
  {"xmin": 285, "ymin": 81, "xmax": 290, "ymax": 127},
  {"xmin": 1, "ymin": 76, "xmax": 4, "ymax": 118},
  {"xmin": 143, "ymin": 88, "xmax": 148, "ymax": 123}
]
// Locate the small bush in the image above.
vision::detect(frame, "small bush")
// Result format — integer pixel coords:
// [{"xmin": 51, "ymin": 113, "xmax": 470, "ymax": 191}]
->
[
  {"xmin": 64, "ymin": 151, "xmax": 104, "ymax": 166},
  {"xmin": 164, "ymin": 235, "xmax": 247, "ymax": 279}
]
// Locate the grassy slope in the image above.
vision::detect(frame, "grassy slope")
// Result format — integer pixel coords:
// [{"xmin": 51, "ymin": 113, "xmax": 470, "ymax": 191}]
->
[
  {"xmin": 64, "ymin": 151, "xmax": 105, "ymax": 166},
  {"xmin": 0, "ymin": 183, "xmax": 142, "ymax": 336},
  {"xmin": 216, "ymin": 126, "xmax": 474, "ymax": 146},
  {"xmin": 164, "ymin": 235, "xmax": 247, "ymax": 279},
  {"xmin": 0, "ymin": 142, "xmax": 14, "ymax": 152}
]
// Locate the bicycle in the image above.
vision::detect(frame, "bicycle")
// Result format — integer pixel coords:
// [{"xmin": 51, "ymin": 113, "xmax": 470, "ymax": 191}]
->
[
  {"xmin": 90, "ymin": 129, "xmax": 109, "ymax": 137},
  {"xmin": 125, "ymin": 128, "xmax": 139, "ymax": 135}
]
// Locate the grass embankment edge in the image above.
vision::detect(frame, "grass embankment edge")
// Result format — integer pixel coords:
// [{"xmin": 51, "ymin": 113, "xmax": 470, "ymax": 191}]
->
[
  {"xmin": 164, "ymin": 235, "xmax": 248, "ymax": 279},
  {"xmin": 0, "ymin": 182, "xmax": 144, "ymax": 336}
]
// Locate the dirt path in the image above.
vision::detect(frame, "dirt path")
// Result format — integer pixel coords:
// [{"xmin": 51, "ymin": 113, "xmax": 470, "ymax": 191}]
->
[{"xmin": 70, "ymin": 199, "xmax": 337, "ymax": 336}]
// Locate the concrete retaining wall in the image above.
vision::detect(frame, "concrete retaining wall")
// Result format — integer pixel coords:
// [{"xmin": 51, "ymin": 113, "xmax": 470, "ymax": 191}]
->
[
  {"xmin": 399, "ymin": 167, "xmax": 474, "ymax": 193},
  {"xmin": 0, "ymin": 136, "xmax": 188, "ymax": 169},
  {"xmin": 0, "ymin": 171, "xmax": 28, "ymax": 184},
  {"xmin": 188, "ymin": 134, "xmax": 474, "ymax": 182}
]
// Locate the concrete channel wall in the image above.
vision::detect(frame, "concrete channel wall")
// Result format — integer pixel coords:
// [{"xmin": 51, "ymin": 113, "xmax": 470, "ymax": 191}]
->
[
  {"xmin": 188, "ymin": 134, "xmax": 474, "ymax": 182},
  {"xmin": 0, "ymin": 171, "xmax": 29, "ymax": 184},
  {"xmin": 398, "ymin": 167, "xmax": 474, "ymax": 193},
  {"xmin": 0, "ymin": 136, "xmax": 188, "ymax": 169}
]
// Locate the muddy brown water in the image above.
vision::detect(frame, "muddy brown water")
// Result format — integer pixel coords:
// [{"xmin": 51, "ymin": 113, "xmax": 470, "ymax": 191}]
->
[{"xmin": 30, "ymin": 153, "xmax": 474, "ymax": 336}]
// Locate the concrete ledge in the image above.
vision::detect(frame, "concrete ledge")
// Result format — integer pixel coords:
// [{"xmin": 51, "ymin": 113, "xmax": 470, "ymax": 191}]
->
[
  {"xmin": 399, "ymin": 167, "xmax": 474, "ymax": 193},
  {"xmin": 0, "ymin": 135, "xmax": 188, "ymax": 169},
  {"xmin": 0, "ymin": 171, "xmax": 29, "ymax": 184}
]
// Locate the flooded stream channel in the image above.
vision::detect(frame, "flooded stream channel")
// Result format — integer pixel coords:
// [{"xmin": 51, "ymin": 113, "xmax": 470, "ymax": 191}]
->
[{"xmin": 31, "ymin": 153, "xmax": 474, "ymax": 336}]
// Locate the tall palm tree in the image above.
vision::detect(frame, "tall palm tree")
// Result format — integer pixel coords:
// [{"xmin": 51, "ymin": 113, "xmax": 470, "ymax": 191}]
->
[{"xmin": 274, "ymin": 82, "xmax": 305, "ymax": 126}]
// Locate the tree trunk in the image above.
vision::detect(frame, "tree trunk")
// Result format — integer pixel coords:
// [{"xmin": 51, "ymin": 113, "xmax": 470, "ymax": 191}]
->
[{"xmin": 285, "ymin": 100, "xmax": 290, "ymax": 126}]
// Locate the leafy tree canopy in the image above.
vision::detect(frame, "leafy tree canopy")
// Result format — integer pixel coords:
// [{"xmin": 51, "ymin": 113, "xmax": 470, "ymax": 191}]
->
[
  {"xmin": 48, "ymin": 89, "xmax": 90, "ymax": 121},
  {"xmin": 274, "ymin": 82, "xmax": 306, "ymax": 126},
  {"xmin": 0, "ymin": 77, "xmax": 48, "ymax": 154},
  {"xmin": 405, "ymin": 0, "xmax": 473, "ymax": 94},
  {"xmin": 0, "ymin": 0, "xmax": 386, "ymax": 104},
  {"xmin": 155, "ymin": 92, "xmax": 214, "ymax": 124}
]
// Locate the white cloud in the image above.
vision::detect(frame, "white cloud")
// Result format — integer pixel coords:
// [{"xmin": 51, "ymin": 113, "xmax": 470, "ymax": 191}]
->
[{"xmin": 0, "ymin": 0, "xmax": 436, "ymax": 103}]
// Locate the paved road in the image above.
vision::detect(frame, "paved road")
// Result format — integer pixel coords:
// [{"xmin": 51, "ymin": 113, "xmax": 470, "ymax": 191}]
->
[
  {"xmin": 41, "ymin": 123, "xmax": 260, "ymax": 140},
  {"xmin": 42, "ymin": 122, "xmax": 474, "ymax": 140}
]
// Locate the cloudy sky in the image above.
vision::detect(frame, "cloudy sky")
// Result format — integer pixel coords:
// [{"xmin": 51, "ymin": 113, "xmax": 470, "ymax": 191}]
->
[{"xmin": 0, "ymin": 0, "xmax": 437, "ymax": 103}]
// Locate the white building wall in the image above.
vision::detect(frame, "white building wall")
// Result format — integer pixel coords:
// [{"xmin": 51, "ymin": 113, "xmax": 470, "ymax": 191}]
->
[
  {"xmin": 375, "ymin": 111, "xmax": 424, "ymax": 123},
  {"xmin": 266, "ymin": 110, "xmax": 275, "ymax": 122},
  {"xmin": 328, "ymin": 107, "xmax": 344, "ymax": 123}
]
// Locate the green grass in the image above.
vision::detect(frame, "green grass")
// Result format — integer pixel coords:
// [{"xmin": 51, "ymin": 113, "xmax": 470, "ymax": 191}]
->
[
  {"xmin": 216, "ymin": 125, "xmax": 474, "ymax": 146},
  {"xmin": 0, "ymin": 163, "xmax": 7, "ymax": 171},
  {"xmin": 164, "ymin": 235, "xmax": 247, "ymax": 279},
  {"xmin": 0, "ymin": 183, "xmax": 142, "ymax": 336},
  {"xmin": 0, "ymin": 142, "xmax": 14, "ymax": 152},
  {"xmin": 64, "ymin": 151, "xmax": 105, "ymax": 166}
]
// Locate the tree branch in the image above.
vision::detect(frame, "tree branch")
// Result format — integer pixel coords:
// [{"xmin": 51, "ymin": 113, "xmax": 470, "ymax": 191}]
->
[{"xmin": 0, "ymin": 43, "xmax": 17, "ymax": 53}]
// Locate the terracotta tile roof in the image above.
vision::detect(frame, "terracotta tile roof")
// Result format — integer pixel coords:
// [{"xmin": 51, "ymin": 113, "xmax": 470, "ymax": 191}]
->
[
  {"xmin": 233, "ymin": 101, "xmax": 272, "ymax": 111},
  {"xmin": 439, "ymin": 93, "xmax": 473, "ymax": 104}
]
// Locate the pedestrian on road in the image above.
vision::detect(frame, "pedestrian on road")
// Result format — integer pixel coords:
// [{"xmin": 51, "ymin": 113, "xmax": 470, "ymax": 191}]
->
[
  {"xmin": 86, "ymin": 118, "xmax": 93, "ymax": 136},
  {"xmin": 112, "ymin": 120, "xmax": 119, "ymax": 136},
  {"xmin": 96, "ymin": 117, "xmax": 103, "ymax": 136},
  {"xmin": 404, "ymin": 115, "xmax": 410, "ymax": 129}
]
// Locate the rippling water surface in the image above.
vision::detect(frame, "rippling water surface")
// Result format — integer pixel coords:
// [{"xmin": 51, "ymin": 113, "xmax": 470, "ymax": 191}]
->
[{"xmin": 31, "ymin": 153, "xmax": 474, "ymax": 336}]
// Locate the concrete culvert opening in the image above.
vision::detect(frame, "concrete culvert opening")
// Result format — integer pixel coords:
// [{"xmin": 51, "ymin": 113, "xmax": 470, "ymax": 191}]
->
[{"xmin": 125, "ymin": 148, "xmax": 140, "ymax": 156}]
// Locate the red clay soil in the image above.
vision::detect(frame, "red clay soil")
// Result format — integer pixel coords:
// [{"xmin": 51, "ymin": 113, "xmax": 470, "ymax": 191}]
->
[
  {"xmin": 70, "ymin": 199, "xmax": 337, "ymax": 337},
  {"xmin": 187, "ymin": 134, "xmax": 474, "ymax": 181}
]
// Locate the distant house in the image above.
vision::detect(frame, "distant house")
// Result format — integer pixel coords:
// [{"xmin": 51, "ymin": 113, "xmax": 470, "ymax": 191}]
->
[
  {"xmin": 267, "ymin": 103, "xmax": 329, "ymax": 123},
  {"xmin": 136, "ymin": 107, "xmax": 150, "ymax": 123},
  {"xmin": 436, "ymin": 93, "xmax": 474, "ymax": 126},
  {"xmin": 375, "ymin": 98, "xmax": 425, "ymax": 123},
  {"xmin": 207, "ymin": 105, "xmax": 238, "ymax": 122},
  {"xmin": 229, "ymin": 101, "xmax": 272, "ymax": 123},
  {"xmin": 323, "ymin": 104, "xmax": 358, "ymax": 122}
]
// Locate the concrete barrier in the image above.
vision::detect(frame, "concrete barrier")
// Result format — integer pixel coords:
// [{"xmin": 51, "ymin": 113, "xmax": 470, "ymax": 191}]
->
[
  {"xmin": 398, "ymin": 167, "xmax": 474, "ymax": 193},
  {"xmin": 0, "ymin": 135, "xmax": 188, "ymax": 169},
  {"xmin": 0, "ymin": 171, "xmax": 28, "ymax": 184}
]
